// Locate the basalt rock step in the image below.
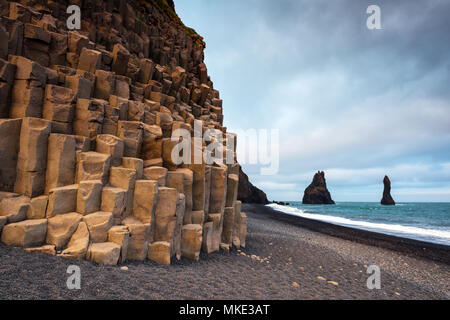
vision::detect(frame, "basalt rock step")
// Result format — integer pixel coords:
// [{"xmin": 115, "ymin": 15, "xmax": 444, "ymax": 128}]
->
[
  {"xmin": 381, "ymin": 175, "xmax": 395, "ymax": 206},
  {"xmin": 302, "ymin": 171, "xmax": 335, "ymax": 205},
  {"xmin": 0, "ymin": 0, "xmax": 247, "ymax": 265}
]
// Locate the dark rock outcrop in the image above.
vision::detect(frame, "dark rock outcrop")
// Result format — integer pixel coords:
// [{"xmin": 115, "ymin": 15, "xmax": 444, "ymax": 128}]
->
[
  {"xmin": 302, "ymin": 171, "xmax": 335, "ymax": 205},
  {"xmin": 238, "ymin": 167, "xmax": 269, "ymax": 204},
  {"xmin": 381, "ymin": 176, "xmax": 395, "ymax": 205}
]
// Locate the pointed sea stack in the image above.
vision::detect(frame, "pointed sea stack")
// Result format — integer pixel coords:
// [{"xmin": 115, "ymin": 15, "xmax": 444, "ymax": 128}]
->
[
  {"xmin": 381, "ymin": 176, "xmax": 395, "ymax": 205},
  {"xmin": 302, "ymin": 171, "xmax": 335, "ymax": 205}
]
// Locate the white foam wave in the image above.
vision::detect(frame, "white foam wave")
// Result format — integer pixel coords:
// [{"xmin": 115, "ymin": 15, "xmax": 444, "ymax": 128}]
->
[{"xmin": 266, "ymin": 203, "xmax": 450, "ymax": 244}]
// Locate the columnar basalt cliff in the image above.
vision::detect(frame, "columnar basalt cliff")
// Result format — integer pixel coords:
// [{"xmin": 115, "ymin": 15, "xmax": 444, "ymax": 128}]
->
[
  {"xmin": 381, "ymin": 175, "xmax": 395, "ymax": 206},
  {"xmin": 302, "ymin": 171, "xmax": 335, "ymax": 205},
  {"xmin": 0, "ymin": 0, "xmax": 247, "ymax": 265}
]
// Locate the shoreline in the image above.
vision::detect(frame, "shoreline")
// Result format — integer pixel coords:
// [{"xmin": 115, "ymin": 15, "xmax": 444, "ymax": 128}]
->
[
  {"xmin": 0, "ymin": 203, "xmax": 448, "ymax": 299},
  {"xmin": 243, "ymin": 204, "xmax": 450, "ymax": 265}
]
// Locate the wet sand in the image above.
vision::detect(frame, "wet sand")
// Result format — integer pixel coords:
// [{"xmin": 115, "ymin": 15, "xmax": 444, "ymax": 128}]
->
[{"xmin": 0, "ymin": 204, "xmax": 448, "ymax": 300}]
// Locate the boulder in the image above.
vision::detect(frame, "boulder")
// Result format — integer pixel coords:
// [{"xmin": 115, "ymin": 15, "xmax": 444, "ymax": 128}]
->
[
  {"xmin": 86, "ymin": 242, "xmax": 121, "ymax": 265},
  {"xmin": 46, "ymin": 212, "xmax": 82, "ymax": 249},
  {"xmin": 148, "ymin": 241, "xmax": 171, "ymax": 265},
  {"xmin": 59, "ymin": 221, "xmax": 89, "ymax": 260},
  {"xmin": 1, "ymin": 219, "xmax": 47, "ymax": 247},
  {"xmin": 82, "ymin": 212, "xmax": 113, "ymax": 243},
  {"xmin": 302, "ymin": 171, "xmax": 335, "ymax": 205}
]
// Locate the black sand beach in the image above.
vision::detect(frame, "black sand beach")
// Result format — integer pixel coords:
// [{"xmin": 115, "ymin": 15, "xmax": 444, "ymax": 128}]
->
[{"xmin": 0, "ymin": 204, "xmax": 448, "ymax": 300}]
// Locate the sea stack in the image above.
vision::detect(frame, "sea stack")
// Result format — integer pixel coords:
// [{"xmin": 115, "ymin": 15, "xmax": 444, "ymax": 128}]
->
[
  {"xmin": 302, "ymin": 171, "xmax": 335, "ymax": 205},
  {"xmin": 381, "ymin": 176, "xmax": 395, "ymax": 205}
]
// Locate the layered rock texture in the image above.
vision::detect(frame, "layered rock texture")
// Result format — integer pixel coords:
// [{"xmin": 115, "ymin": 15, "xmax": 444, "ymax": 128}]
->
[
  {"xmin": 381, "ymin": 175, "xmax": 395, "ymax": 206},
  {"xmin": 302, "ymin": 171, "xmax": 335, "ymax": 205},
  {"xmin": 0, "ymin": 0, "xmax": 247, "ymax": 265},
  {"xmin": 238, "ymin": 166, "xmax": 269, "ymax": 204}
]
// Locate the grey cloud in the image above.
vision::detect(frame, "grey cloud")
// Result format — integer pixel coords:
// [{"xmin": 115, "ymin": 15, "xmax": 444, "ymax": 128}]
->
[{"xmin": 176, "ymin": 0, "xmax": 450, "ymax": 202}]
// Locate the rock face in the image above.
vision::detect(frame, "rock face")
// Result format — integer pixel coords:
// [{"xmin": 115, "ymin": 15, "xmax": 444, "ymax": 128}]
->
[
  {"xmin": 0, "ymin": 0, "xmax": 247, "ymax": 265},
  {"xmin": 238, "ymin": 166, "xmax": 269, "ymax": 204},
  {"xmin": 381, "ymin": 176, "xmax": 395, "ymax": 206},
  {"xmin": 302, "ymin": 171, "xmax": 335, "ymax": 205}
]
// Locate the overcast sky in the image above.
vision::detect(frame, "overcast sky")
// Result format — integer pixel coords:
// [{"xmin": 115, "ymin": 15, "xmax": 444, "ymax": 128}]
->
[{"xmin": 176, "ymin": 0, "xmax": 450, "ymax": 202}]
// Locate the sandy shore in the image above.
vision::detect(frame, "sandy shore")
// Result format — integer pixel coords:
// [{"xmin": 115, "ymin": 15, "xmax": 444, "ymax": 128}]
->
[{"xmin": 0, "ymin": 204, "xmax": 448, "ymax": 300}]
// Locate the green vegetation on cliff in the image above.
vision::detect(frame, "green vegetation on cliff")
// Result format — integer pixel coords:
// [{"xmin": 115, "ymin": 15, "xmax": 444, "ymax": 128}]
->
[{"xmin": 149, "ymin": 0, "xmax": 206, "ymax": 48}]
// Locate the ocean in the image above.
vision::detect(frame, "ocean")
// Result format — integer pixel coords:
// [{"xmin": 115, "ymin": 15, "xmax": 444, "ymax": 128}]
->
[{"xmin": 267, "ymin": 202, "xmax": 450, "ymax": 246}]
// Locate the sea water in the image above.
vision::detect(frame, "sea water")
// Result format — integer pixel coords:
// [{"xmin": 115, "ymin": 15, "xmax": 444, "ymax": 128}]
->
[{"xmin": 267, "ymin": 202, "xmax": 450, "ymax": 246}]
